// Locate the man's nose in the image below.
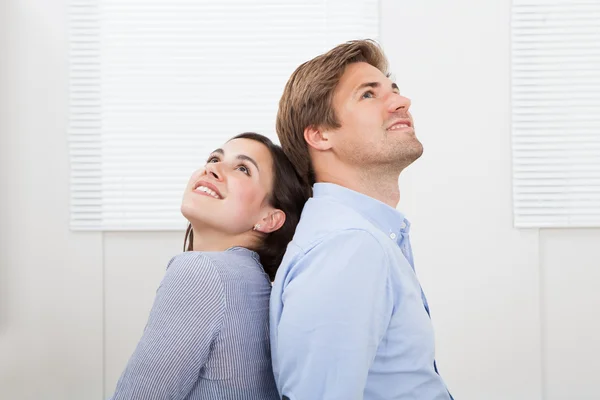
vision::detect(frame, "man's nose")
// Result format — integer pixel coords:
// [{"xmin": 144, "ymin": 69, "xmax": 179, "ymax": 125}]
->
[{"xmin": 387, "ymin": 93, "xmax": 411, "ymax": 113}]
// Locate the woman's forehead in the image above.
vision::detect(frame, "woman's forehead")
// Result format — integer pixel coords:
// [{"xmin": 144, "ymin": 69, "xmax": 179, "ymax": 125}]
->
[{"xmin": 222, "ymin": 138, "xmax": 268, "ymax": 159}]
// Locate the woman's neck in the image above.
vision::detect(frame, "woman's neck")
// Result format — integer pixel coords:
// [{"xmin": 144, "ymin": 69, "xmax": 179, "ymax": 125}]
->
[{"xmin": 190, "ymin": 226, "xmax": 257, "ymax": 252}]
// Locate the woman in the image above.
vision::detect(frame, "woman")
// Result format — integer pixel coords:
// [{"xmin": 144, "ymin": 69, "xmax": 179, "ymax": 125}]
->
[{"xmin": 110, "ymin": 133, "xmax": 310, "ymax": 399}]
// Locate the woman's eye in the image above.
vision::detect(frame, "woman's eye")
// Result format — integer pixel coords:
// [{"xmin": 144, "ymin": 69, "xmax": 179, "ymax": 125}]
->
[
  {"xmin": 361, "ymin": 90, "xmax": 375, "ymax": 99},
  {"xmin": 207, "ymin": 157, "xmax": 219, "ymax": 163},
  {"xmin": 237, "ymin": 165, "xmax": 250, "ymax": 175}
]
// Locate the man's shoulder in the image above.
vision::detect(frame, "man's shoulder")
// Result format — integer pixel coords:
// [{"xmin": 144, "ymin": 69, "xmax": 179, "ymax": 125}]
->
[
  {"xmin": 294, "ymin": 196, "xmax": 369, "ymax": 234},
  {"xmin": 281, "ymin": 200, "xmax": 391, "ymax": 276},
  {"xmin": 276, "ymin": 221, "xmax": 392, "ymax": 291},
  {"xmin": 291, "ymin": 196, "xmax": 385, "ymax": 249}
]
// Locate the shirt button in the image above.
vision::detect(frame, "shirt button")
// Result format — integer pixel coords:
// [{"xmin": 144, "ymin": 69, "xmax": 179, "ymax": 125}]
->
[{"xmin": 390, "ymin": 233, "xmax": 397, "ymax": 240}]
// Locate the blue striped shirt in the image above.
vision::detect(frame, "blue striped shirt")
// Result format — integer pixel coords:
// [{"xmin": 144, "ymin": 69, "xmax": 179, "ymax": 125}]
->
[
  {"xmin": 110, "ymin": 247, "xmax": 279, "ymax": 400},
  {"xmin": 270, "ymin": 183, "xmax": 452, "ymax": 399}
]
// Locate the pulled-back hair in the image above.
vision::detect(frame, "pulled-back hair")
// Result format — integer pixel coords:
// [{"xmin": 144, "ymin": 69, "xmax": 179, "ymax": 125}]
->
[{"xmin": 184, "ymin": 132, "xmax": 310, "ymax": 280}]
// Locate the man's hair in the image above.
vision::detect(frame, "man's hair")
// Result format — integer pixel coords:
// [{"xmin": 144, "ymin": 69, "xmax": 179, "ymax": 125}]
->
[{"xmin": 276, "ymin": 39, "xmax": 389, "ymax": 186}]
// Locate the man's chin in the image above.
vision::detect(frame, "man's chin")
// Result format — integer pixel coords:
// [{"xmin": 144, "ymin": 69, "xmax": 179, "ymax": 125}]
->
[
  {"xmin": 413, "ymin": 142, "xmax": 424, "ymax": 160},
  {"xmin": 393, "ymin": 144, "xmax": 423, "ymax": 170}
]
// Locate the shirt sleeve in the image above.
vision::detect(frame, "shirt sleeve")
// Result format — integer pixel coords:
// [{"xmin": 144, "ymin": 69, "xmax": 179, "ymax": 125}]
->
[
  {"xmin": 274, "ymin": 230, "xmax": 393, "ymax": 400},
  {"xmin": 109, "ymin": 253, "xmax": 225, "ymax": 400}
]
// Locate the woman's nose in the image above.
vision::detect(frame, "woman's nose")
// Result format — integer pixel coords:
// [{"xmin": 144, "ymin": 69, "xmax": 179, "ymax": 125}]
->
[{"xmin": 205, "ymin": 163, "xmax": 223, "ymax": 181}]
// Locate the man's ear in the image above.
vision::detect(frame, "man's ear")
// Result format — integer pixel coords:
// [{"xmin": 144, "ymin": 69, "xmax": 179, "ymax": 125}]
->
[
  {"xmin": 254, "ymin": 209, "xmax": 286, "ymax": 234},
  {"xmin": 304, "ymin": 125, "xmax": 333, "ymax": 151}
]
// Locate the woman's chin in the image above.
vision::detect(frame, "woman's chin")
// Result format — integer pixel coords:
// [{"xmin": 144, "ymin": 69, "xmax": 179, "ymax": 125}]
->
[
  {"xmin": 180, "ymin": 203, "xmax": 208, "ymax": 226},
  {"xmin": 180, "ymin": 202, "xmax": 193, "ymax": 221}
]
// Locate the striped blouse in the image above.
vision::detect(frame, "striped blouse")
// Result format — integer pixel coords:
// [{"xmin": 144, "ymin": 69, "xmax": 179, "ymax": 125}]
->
[{"xmin": 109, "ymin": 247, "xmax": 280, "ymax": 400}]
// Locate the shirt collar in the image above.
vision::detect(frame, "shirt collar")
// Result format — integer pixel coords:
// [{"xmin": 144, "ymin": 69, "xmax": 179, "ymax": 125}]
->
[{"xmin": 313, "ymin": 183, "xmax": 411, "ymax": 240}]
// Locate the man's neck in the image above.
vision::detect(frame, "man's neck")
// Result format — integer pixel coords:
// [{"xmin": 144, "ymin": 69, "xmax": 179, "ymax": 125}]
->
[{"xmin": 316, "ymin": 166, "xmax": 401, "ymax": 208}]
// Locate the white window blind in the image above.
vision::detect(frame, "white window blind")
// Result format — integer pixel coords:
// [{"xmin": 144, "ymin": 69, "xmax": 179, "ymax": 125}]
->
[
  {"xmin": 511, "ymin": 0, "xmax": 600, "ymax": 227},
  {"xmin": 69, "ymin": 0, "xmax": 379, "ymax": 230}
]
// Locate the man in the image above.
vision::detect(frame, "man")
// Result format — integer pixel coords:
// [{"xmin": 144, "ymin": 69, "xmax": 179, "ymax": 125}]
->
[{"xmin": 270, "ymin": 40, "xmax": 454, "ymax": 399}]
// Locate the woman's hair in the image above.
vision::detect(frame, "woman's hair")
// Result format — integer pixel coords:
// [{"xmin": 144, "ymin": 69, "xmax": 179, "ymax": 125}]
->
[{"xmin": 183, "ymin": 132, "xmax": 311, "ymax": 280}]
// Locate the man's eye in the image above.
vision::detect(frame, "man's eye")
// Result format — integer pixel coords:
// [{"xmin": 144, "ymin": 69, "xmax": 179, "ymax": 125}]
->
[{"xmin": 362, "ymin": 90, "xmax": 375, "ymax": 99}]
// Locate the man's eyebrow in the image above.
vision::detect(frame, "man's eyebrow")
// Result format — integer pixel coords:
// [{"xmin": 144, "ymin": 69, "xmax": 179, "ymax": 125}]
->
[
  {"xmin": 237, "ymin": 154, "xmax": 259, "ymax": 172},
  {"xmin": 354, "ymin": 81, "xmax": 380, "ymax": 95},
  {"xmin": 354, "ymin": 81, "xmax": 400, "ymax": 96}
]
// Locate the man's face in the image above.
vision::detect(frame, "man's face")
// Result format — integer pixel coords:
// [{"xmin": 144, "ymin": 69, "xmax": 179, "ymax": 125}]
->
[{"xmin": 328, "ymin": 62, "xmax": 423, "ymax": 172}]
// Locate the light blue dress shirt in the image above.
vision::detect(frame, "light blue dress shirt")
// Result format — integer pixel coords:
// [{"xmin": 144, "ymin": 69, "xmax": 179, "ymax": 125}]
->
[{"xmin": 270, "ymin": 183, "xmax": 453, "ymax": 400}]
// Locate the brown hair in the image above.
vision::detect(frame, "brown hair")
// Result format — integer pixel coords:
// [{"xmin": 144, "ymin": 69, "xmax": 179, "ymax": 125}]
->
[
  {"xmin": 276, "ymin": 39, "xmax": 389, "ymax": 186},
  {"xmin": 183, "ymin": 132, "xmax": 310, "ymax": 280}
]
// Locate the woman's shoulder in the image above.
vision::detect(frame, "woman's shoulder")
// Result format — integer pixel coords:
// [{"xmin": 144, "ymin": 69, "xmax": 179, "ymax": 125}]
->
[
  {"xmin": 169, "ymin": 247, "xmax": 251, "ymax": 265},
  {"xmin": 172, "ymin": 248, "xmax": 269, "ymax": 285},
  {"xmin": 167, "ymin": 248, "xmax": 263, "ymax": 277},
  {"xmin": 167, "ymin": 251, "xmax": 217, "ymax": 273},
  {"xmin": 162, "ymin": 252, "xmax": 224, "ymax": 294}
]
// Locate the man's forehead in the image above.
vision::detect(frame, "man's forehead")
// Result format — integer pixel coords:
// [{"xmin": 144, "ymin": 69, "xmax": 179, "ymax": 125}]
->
[{"xmin": 339, "ymin": 62, "xmax": 391, "ymax": 89}]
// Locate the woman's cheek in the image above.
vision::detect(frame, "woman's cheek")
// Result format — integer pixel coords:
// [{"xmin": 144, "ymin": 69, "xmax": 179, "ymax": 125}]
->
[
  {"xmin": 226, "ymin": 180, "xmax": 254, "ymax": 211},
  {"xmin": 236, "ymin": 186, "xmax": 262, "ymax": 210},
  {"xmin": 229, "ymin": 177, "xmax": 253, "ymax": 200}
]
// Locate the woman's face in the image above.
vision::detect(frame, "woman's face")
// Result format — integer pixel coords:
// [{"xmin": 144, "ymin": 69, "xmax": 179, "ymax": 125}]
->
[{"xmin": 181, "ymin": 138, "xmax": 276, "ymax": 236}]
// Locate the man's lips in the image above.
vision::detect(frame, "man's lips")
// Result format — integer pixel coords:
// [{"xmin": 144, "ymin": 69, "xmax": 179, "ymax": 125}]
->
[{"xmin": 386, "ymin": 118, "xmax": 412, "ymax": 131}]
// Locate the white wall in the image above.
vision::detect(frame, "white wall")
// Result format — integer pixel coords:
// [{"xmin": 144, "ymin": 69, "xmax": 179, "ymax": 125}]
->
[
  {"xmin": 0, "ymin": 1, "xmax": 104, "ymax": 399},
  {"xmin": 383, "ymin": 2, "xmax": 543, "ymax": 399},
  {"xmin": 541, "ymin": 229, "xmax": 600, "ymax": 399},
  {"xmin": 1, "ymin": 1, "xmax": 599, "ymax": 399},
  {"xmin": 383, "ymin": 2, "xmax": 600, "ymax": 400}
]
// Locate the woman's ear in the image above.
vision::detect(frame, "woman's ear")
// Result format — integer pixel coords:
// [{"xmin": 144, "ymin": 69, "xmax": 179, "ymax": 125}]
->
[
  {"xmin": 254, "ymin": 209, "xmax": 286, "ymax": 234},
  {"xmin": 304, "ymin": 125, "xmax": 333, "ymax": 151}
]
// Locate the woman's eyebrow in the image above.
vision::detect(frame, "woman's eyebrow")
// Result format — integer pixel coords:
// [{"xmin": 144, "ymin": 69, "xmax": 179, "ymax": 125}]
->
[
  {"xmin": 237, "ymin": 154, "xmax": 259, "ymax": 172},
  {"xmin": 209, "ymin": 149, "xmax": 259, "ymax": 171}
]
